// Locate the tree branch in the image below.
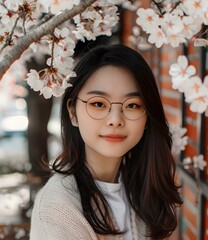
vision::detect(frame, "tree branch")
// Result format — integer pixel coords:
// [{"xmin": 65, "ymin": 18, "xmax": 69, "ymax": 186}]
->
[
  {"xmin": 0, "ymin": 16, "xmax": 20, "ymax": 54},
  {"xmin": 0, "ymin": 0, "xmax": 96, "ymax": 80},
  {"xmin": 152, "ymin": 0, "xmax": 163, "ymax": 16}
]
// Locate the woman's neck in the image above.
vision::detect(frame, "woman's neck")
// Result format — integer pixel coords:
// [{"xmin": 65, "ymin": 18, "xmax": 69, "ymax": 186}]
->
[
  {"xmin": 86, "ymin": 155, "xmax": 123, "ymax": 183},
  {"xmin": 88, "ymin": 163, "xmax": 121, "ymax": 183}
]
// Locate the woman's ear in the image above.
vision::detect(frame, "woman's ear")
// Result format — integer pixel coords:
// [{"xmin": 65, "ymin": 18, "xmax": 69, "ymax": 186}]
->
[{"xmin": 67, "ymin": 99, "xmax": 78, "ymax": 127}]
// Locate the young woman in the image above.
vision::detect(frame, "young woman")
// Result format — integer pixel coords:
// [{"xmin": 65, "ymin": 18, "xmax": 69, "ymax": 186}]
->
[{"xmin": 30, "ymin": 44, "xmax": 182, "ymax": 240}]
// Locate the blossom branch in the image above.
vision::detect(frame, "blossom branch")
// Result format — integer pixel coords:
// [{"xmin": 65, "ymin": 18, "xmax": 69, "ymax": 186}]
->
[
  {"xmin": 50, "ymin": 35, "xmax": 55, "ymax": 70},
  {"xmin": 22, "ymin": 12, "xmax": 27, "ymax": 35},
  {"xmin": 195, "ymin": 25, "xmax": 208, "ymax": 38},
  {"xmin": 0, "ymin": 0, "xmax": 96, "ymax": 80},
  {"xmin": 35, "ymin": 13, "xmax": 54, "ymax": 28},
  {"xmin": 0, "ymin": 16, "xmax": 20, "ymax": 54}
]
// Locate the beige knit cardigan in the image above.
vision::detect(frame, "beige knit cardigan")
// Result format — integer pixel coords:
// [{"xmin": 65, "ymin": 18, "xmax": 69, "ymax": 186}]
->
[{"xmin": 30, "ymin": 173, "xmax": 147, "ymax": 240}]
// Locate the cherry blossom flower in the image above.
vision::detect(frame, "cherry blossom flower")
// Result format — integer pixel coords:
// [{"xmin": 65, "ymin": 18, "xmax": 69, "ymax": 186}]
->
[
  {"xmin": 184, "ymin": 76, "xmax": 208, "ymax": 113},
  {"xmin": 161, "ymin": 13, "xmax": 183, "ymax": 35},
  {"xmin": 181, "ymin": 16, "xmax": 202, "ymax": 40},
  {"xmin": 189, "ymin": 92, "xmax": 208, "ymax": 113},
  {"xmin": 52, "ymin": 28, "xmax": 75, "ymax": 58},
  {"xmin": 166, "ymin": 32, "xmax": 186, "ymax": 48},
  {"xmin": 169, "ymin": 55, "xmax": 196, "ymax": 91},
  {"xmin": 0, "ymin": 7, "xmax": 17, "ymax": 26},
  {"xmin": 41, "ymin": 85, "xmax": 62, "ymax": 99},
  {"xmin": 182, "ymin": 157, "xmax": 192, "ymax": 170},
  {"xmin": 171, "ymin": 126, "xmax": 188, "ymax": 155},
  {"xmin": 148, "ymin": 27, "xmax": 167, "ymax": 48},
  {"xmin": 54, "ymin": 27, "xmax": 70, "ymax": 39},
  {"xmin": 193, "ymin": 155, "xmax": 207, "ymax": 171},
  {"xmin": 47, "ymin": 56, "xmax": 74, "ymax": 75},
  {"xmin": 26, "ymin": 70, "xmax": 44, "ymax": 92},
  {"xmin": 136, "ymin": 8, "xmax": 159, "ymax": 33}
]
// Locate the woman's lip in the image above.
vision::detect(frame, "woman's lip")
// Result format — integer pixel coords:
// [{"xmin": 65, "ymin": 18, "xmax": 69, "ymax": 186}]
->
[{"xmin": 100, "ymin": 134, "xmax": 126, "ymax": 142}]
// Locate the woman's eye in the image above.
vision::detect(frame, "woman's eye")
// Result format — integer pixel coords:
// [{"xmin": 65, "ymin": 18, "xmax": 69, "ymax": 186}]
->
[
  {"xmin": 127, "ymin": 103, "xmax": 140, "ymax": 109},
  {"xmin": 92, "ymin": 102, "xmax": 105, "ymax": 108}
]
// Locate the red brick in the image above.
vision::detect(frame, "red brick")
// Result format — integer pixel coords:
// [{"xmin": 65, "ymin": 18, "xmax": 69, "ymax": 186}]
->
[
  {"xmin": 184, "ymin": 144, "xmax": 198, "ymax": 158},
  {"xmin": 185, "ymin": 123, "xmax": 197, "ymax": 142}
]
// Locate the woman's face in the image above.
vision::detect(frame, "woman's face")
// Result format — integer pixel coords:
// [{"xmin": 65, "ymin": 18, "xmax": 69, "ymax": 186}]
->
[{"xmin": 69, "ymin": 66, "xmax": 147, "ymax": 163}]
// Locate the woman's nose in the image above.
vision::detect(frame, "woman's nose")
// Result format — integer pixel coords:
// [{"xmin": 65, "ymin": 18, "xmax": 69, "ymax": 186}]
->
[{"xmin": 106, "ymin": 105, "xmax": 125, "ymax": 127}]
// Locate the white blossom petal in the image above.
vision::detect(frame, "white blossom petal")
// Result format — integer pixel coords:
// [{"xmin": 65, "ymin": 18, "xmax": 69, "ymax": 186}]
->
[{"xmin": 41, "ymin": 86, "xmax": 53, "ymax": 99}]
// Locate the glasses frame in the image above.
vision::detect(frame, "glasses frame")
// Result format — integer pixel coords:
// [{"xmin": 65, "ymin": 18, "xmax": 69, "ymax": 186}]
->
[{"xmin": 77, "ymin": 96, "xmax": 146, "ymax": 120}]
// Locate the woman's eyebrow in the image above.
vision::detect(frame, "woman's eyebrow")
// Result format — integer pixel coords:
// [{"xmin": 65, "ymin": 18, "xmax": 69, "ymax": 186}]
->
[
  {"xmin": 125, "ymin": 92, "xmax": 141, "ymax": 97},
  {"xmin": 86, "ymin": 90, "xmax": 141, "ymax": 97},
  {"xmin": 87, "ymin": 90, "xmax": 109, "ymax": 96}
]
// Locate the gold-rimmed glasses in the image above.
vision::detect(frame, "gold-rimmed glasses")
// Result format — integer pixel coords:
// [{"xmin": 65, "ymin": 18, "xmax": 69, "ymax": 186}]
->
[{"xmin": 77, "ymin": 96, "xmax": 146, "ymax": 120}]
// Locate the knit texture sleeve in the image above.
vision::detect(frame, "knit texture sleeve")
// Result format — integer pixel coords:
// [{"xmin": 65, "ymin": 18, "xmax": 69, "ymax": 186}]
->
[{"xmin": 30, "ymin": 174, "xmax": 98, "ymax": 240}]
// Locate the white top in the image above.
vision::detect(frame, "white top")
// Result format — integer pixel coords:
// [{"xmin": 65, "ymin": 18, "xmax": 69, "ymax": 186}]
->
[{"xmin": 96, "ymin": 178, "xmax": 133, "ymax": 240}]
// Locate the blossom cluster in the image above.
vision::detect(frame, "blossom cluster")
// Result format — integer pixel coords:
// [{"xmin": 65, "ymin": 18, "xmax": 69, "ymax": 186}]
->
[
  {"xmin": 73, "ymin": 0, "xmax": 119, "ymax": 41},
  {"xmin": 183, "ymin": 154, "xmax": 207, "ymax": 171},
  {"xmin": 26, "ymin": 27, "xmax": 75, "ymax": 99},
  {"xmin": 170, "ymin": 125, "xmax": 207, "ymax": 172},
  {"xmin": 171, "ymin": 125, "xmax": 188, "ymax": 155},
  {"xmin": 169, "ymin": 55, "xmax": 208, "ymax": 115},
  {"xmin": 136, "ymin": 0, "xmax": 208, "ymax": 48}
]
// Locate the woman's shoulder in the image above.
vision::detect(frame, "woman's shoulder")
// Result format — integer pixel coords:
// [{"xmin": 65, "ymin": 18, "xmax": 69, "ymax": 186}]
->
[
  {"xmin": 30, "ymin": 174, "xmax": 98, "ymax": 240},
  {"xmin": 34, "ymin": 173, "xmax": 81, "ymax": 210}
]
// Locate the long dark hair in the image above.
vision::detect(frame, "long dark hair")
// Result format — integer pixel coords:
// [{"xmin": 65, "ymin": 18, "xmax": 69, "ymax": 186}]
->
[{"xmin": 52, "ymin": 44, "xmax": 182, "ymax": 239}]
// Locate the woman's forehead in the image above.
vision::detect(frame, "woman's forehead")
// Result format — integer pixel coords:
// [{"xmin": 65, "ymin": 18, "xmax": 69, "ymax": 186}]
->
[{"xmin": 78, "ymin": 66, "xmax": 140, "ymax": 98}]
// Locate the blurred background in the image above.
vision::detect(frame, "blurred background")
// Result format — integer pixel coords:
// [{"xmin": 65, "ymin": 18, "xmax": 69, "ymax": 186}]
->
[{"xmin": 0, "ymin": 86, "xmax": 61, "ymax": 239}]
